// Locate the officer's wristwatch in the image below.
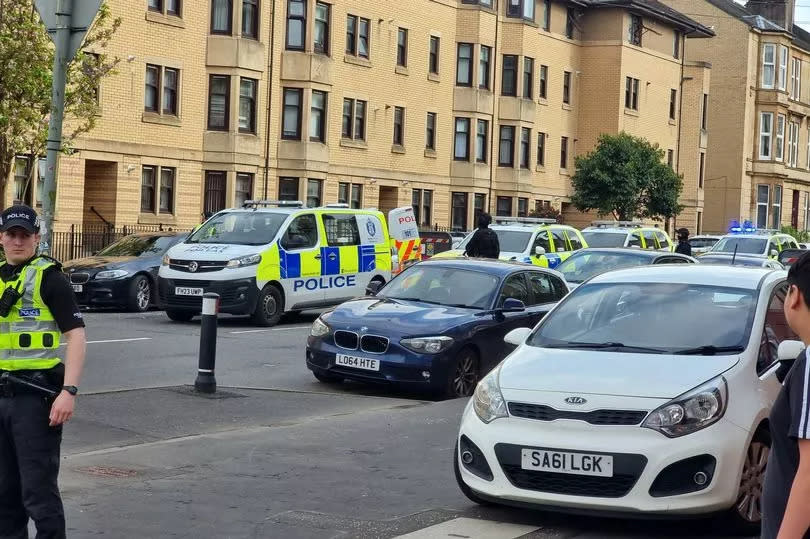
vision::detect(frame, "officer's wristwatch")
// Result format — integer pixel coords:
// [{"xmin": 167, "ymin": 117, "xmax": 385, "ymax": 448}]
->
[{"xmin": 62, "ymin": 385, "xmax": 78, "ymax": 396}]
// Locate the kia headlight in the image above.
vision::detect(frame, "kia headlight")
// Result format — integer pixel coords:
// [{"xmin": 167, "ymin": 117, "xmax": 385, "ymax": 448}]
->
[
  {"xmin": 162, "ymin": 254, "xmax": 170, "ymax": 266},
  {"xmin": 95, "ymin": 269, "xmax": 130, "ymax": 280},
  {"xmin": 473, "ymin": 369, "xmax": 508, "ymax": 424},
  {"xmin": 642, "ymin": 376, "xmax": 727, "ymax": 438},
  {"xmin": 400, "ymin": 336, "xmax": 454, "ymax": 354},
  {"xmin": 226, "ymin": 254, "xmax": 261, "ymax": 268},
  {"xmin": 310, "ymin": 316, "xmax": 331, "ymax": 338}
]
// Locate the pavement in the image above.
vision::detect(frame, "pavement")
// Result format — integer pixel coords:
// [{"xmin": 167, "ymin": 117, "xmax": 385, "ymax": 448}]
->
[{"xmin": 42, "ymin": 310, "xmax": 756, "ymax": 538}]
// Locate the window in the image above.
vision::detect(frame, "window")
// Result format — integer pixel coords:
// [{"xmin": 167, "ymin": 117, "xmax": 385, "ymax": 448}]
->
[
  {"xmin": 163, "ymin": 68, "xmax": 178, "ymax": 115},
  {"xmin": 628, "ymin": 14, "xmax": 642, "ymax": 46},
  {"xmin": 789, "ymin": 121, "xmax": 800, "ymax": 167},
  {"xmin": 323, "ymin": 214, "xmax": 362, "ymax": 246},
  {"xmin": 567, "ymin": 231, "xmax": 583, "ymax": 251},
  {"xmin": 502, "ymin": 55, "xmax": 517, "ymax": 96},
  {"xmin": 286, "ymin": 0, "xmax": 305, "ymax": 50},
  {"xmin": 669, "ymin": 89, "xmax": 677, "ymax": 121},
  {"xmin": 758, "ymin": 285, "xmax": 798, "ymax": 375},
  {"xmin": 566, "ymin": 8, "xmax": 575, "ymax": 39},
  {"xmin": 282, "ymin": 88, "xmax": 303, "ymax": 139},
  {"xmin": 393, "ymin": 106, "xmax": 405, "ymax": 146},
  {"xmin": 314, "ymin": 2, "xmax": 330, "ymax": 54},
  {"xmin": 528, "ymin": 272, "xmax": 565, "ymax": 304},
  {"xmin": 496, "ymin": 196, "xmax": 512, "ymax": 217},
  {"xmin": 159, "ymin": 167, "xmax": 175, "ymax": 213},
  {"xmin": 499, "ymin": 126, "xmax": 515, "ymax": 167},
  {"xmin": 476, "ymin": 119, "xmax": 488, "ymax": 163},
  {"xmin": 507, "ymin": 0, "xmax": 535, "ymax": 21},
  {"xmin": 310, "ymin": 90, "xmax": 327, "ymax": 142},
  {"xmin": 456, "ymin": 43, "xmax": 473, "ymax": 86},
  {"xmin": 520, "ymin": 127, "xmax": 531, "ymax": 169},
  {"xmin": 673, "ymin": 30, "xmax": 680, "ymax": 59},
  {"xmin": 338, "ymin": 183, "xmax": 362, "ymax": 209},
  {"xmin": 757, "ymin": 185, "xmax": 769, "ymax": 228},
  {"xmin": 211, "ymin": 0, "xmax": 232, "ymax": 34},
  {"xmin": 760, "ymin": 112, "xmax": 773, "ymax": 159},
  {"xmin": 625, "ymin": 76, "xmax": 639, "ymax": 110},
  {"xmin": 518, "ymin": 197, "xmax": 528, "ymax": 217},
  {"xmin": 762, "ymin": 43, "xmax": 776, "ymax": 89},
  {"xmin": 346, "ymin": 15, "xmax": 370, "ymax": 58},
  {"xmin": 699, "ymin": 152, "xmax": 705, "ymax": 188},
  {"xmin": 167, "ymin": 0, "xmax": 180, "ymax": 15},
  {"xmin": 539, "ymin": 65, "xmax": 547, "ymax": 99},
  {"xmin": 141, "ymin": 166, "xmax": 156, "ymax": 212},
  {"xmin": 563, "ymin": 71, "xmax": 571, "ymax": 104},
  {"xmin": 537, "ymin": 132, "xmax": 545, "ymax": 166},
  {"xmin": 145, "ymin": 64, "xmax": 160, "ymax": 112},
  {"xmin": 542, "ymin": 0, "xmax": 550, "ymax": 30},
  {"xmin": 342, "ymin": 98, "xmax": 366, "ymax": 140},
  {"xmin": 350, "ymin": 184, "xmax": 362, "ymax": 209},
  {"xmin": 773, "ymin": 185, "xmax": 783, "ymax": 229},
  {"xmin": 667, "ymin": 149, "xmax": 674, "ymax": 168},
  {"xmin": 36, "ymin": 158, "xmax": 45, "ymax": 207},
  {"xmin": 807, "ymin": 127, "xmax": 810, "ymax": 169},
  {"xmin": 278, "ymin": 177, "xmax": 299, "ymax": 200},
  {"xmin": 430, "ymin": 36, "xmax": 440, "ymax": 75},
  {"xmin": 235, "ymin": 173, "xmax": 253, "ymax": 207},
  {"xmin": 283, "ymin": 214, "xmax": 319, "ymax": 250},
  {"xmin": 697, "ymin": 211, "xmax": 702, "ymax": 234},
  {"xmin": 462, "ymin": 0, "xmax": 494, "ymax": 6},
  {"xmin": 242, "ymin": 0, "xmax": 258, "ymax": 39},
  {"xmin": 87, "ymin": 53, "xmax": 101, "ymax": 104},
  {"xmin": 454, "ymin": 118, "xmax": 471, "ymax": 161},
  {"xmin": 149, "ymin": 0, "xmax": 162, "ymax": 12},
  {"xmin": 776, "ymin": 113, "xmax": 786, "ymax": 161},
  {"xmin": 779, "ymin": 45, "xmax": 789, "ymax": 91},
  {"xmin": 523, "ymin": 57, "xmax": 534, "ymax": 99},
  {"xmin": 239, "ymin": 78, "xmax": 257, "ymax": 133},
  {"xmin": 208, "ymin": 75, "xmax": 230, "ymax": 130},
  {"xmin": 701, "ymin": 93, "xmax": 708, "ymax": 130},
  {"xmin": 792, "ymin": 57, "xmax": 802, "ymax": 100},
  {"xmin": 452, "ymin": 192, "xmax": 468, "ymax": 231},
  {"xmin": 805, "ymin": 192, "xmax": 809, "ymax": 231},
  {"xmin": 474, "ymin": 194, "xmax": 486, "ymax": 224},
  {"xmin": 560, "ymin": 136, "xmax": 568, "ymax": 169},
  {"xmin": 479, "ymin": 45, "xmax": 491, "ymax": 89},
  {"xmin": 307, "ymin": 179, "xmax": 323, "ymax": 207},
  {"xmin": 426, "ymin": 112, "xmax": 436, "ymax": 150},
  {"xmin": 397, "ymin": 28, "xmax": 408, "ymax": 67},
  {"xmin": 204, "ymin": 171, "xmax": 227, "ymax": 212},
  {"xmin": 412, "ymin": 189, "xmax": 433, "ymax": 226}
]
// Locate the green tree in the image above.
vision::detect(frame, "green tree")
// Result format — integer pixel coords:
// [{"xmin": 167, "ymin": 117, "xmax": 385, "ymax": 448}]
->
[
  {"xmin": 571, "ymin": 132, "xmax": 683, "ymax": 221},
  {"xmin": 0, "ymin": 0, "xmax": 120, "ymax": 201}
]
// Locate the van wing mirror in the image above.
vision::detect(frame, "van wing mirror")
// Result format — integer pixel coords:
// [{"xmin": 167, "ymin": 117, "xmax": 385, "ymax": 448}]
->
[
  {"xmin": 778, "ymin": 340, "xmax": 805, "ymax": 361},
  {"xmin": 366, "ymin": 281, "xmax": 383, "ymax": 296}
]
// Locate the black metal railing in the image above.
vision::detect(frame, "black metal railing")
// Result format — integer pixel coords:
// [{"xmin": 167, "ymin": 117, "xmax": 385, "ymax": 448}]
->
[{"xmin": 49, "ymin": 223, "xmax": 189, "ymax": 262}]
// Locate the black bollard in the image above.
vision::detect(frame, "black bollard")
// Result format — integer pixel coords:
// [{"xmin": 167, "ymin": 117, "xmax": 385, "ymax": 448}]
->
[{"xmin": 195, "ymin": 292, "xmax": 220, "ymax": 393}]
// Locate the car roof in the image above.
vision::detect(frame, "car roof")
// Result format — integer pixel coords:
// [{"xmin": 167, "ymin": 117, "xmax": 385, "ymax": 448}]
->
[
  {"xmin": 587, "ymin": 264, "xmax": 782, "ymax": 288},
  {"xmin": 568, "ymin": 247, "xmax": 676, "ymax": 259},
  {"xmin": 418, "ymin": 257, "xmax": 561, "ymax": 277},
  {"xmin": 691, "ymin": 234, "xmax": 722, "ymax": 239},
  {"xmin": 490, "ymin": 223, "xmax": 573, "ymax": 232}
]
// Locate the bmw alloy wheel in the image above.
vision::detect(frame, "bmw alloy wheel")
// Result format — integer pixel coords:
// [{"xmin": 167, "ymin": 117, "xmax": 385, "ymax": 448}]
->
[
  {"xmin": 136, "ymin": 278, "xmax": 150, "ymax": 310},
  {"xmin": 735, "ymin": 441, "xmax": 769, "ymax": 523},
  {"xmin": 452, "ymin": 351, "xmax": 479, "ymax": 397}
]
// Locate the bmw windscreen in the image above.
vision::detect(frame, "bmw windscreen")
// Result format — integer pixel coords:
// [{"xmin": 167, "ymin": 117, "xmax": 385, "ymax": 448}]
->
[
  {"xmin": 581, "ymin": 232, "xmax": 627, "ymax": 247},
  {"xmin": 457, "ymin": 230, "xmax": 533, "ymax": 253},
  {"xmin": 98, "ymin": 235, "xmax": 180, "ymax": 257},
  {"xmin": 379, "ymin": 266, "xmax": 499, "ymax": 309},
  {"xmin": 528, "ymin": 282, "xmax": 756, "ymax": 354},
  {"xmin": 187, "ymin": 212, "xmax": 288, "ymax": 245},
  {"xmin": 556, "ymin": 251, "xmax": 649, "ymax": 284},
  {"xmin": 711, "ymin": 237, "xmax": 767, "ymax": 255}
]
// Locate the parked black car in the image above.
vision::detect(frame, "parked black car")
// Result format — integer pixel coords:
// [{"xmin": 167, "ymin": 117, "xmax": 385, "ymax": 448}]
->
[{"xmin": 62, "ymin": 232, "xmax": 188, "ymax": 312}]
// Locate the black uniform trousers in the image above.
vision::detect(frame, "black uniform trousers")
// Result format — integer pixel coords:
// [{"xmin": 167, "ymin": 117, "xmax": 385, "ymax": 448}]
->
[{"xmin": 0, "ymin": 388, "xmax": 65, "ymax": 539}]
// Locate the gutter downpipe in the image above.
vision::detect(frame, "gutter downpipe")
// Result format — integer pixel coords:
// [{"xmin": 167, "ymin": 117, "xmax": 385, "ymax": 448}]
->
[
  {"xmin": 263, "ymin": 0, "xmax": 278, "ymax": 199},
  {"xmin": 487, "ymin": 4, "xmax": 501, "ymax": 214},
  {"xmin": 675, "ymin": 29, "xmax": 690, "ymax": 235}
]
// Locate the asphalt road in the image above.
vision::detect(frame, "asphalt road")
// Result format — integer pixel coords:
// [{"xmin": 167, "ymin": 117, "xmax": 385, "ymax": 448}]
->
[{"xmin": 55, "ymin": 310, "xmax": 753, "ymax": 538}]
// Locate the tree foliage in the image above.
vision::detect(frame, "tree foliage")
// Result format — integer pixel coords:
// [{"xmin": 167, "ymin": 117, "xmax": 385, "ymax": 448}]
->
[
  {"xmin": 571, "ymin": 132, "xmax": 683, "ymax": 221},
  {"xmin": 0, "ymin": 0, "xmax": 120, "ymax": 199}
]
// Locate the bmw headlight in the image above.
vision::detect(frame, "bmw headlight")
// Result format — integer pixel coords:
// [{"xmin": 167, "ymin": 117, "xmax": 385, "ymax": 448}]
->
[
  {"xmin": 95, "ymin": 269, "xmax": 130, "ymax": 280},
  {"xmin": 310, "ymin": 317, "xmax": 331, "ymax": 337},
  {"xmin": 400, "ymin": 336, "xmax": 454, "ymax": 354},
  {"xmin": 226, "ymin": 254, "xmax": 261, "ymax": 268},
  {"xmin": 473, "ymin": 369, "xmax": 508, "ymax": 424},
  {"xmin": 162, "ymin": 254, "xmax": 170, "ymax": 266},
  {"xmin": 642, "ymin": 376, "xmax": 728, "ymax": 438}
]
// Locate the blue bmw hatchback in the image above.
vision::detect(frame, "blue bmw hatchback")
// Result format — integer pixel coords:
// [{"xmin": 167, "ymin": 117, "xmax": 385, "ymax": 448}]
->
[{"xmin": 306, "ymin": 258, "xmax": 568, "ymax": 399}]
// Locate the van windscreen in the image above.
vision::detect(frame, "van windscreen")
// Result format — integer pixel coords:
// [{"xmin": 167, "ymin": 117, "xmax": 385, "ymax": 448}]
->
[{"xmin": 188, "ymin": 212, "xmax": 289, "ymax": 245}]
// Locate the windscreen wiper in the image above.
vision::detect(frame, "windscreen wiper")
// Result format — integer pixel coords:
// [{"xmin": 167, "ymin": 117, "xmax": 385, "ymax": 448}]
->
[
  {"xmin": 388, "ymin": 297, "xmax": 442, "ymax": 305},
  {"xmin": 545, "ymin": 342, "xmax": 665, "ymax": 353},
  {"xmin": 671, "ymin": 345, "xmax": 745, "ymax": 355}
]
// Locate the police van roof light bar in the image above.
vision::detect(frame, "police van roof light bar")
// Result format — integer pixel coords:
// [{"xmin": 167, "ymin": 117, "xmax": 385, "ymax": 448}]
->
[
  {"xmin": 323, "ymin": 203, "xmax": 350, "ymax": 208},
  {"xmin": 494, "ymin": 217, "xmax": 557, "ymax": 225},
  {"xmin": 242, "ymin": 200, "xmax": 305, "ymax": 209},
  {"xmin": 590, "ymin": 220, "xmax": 643, "ymax": 228}
]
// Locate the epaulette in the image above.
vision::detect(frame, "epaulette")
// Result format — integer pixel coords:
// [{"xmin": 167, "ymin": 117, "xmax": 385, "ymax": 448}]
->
[{"xmin": 37, "ymin": 255, "xmax": 63, "ymax": 270}]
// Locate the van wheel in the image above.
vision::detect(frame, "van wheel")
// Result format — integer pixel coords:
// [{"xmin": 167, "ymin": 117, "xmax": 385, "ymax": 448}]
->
[
  {"xmin": 166, "ymin": 309, "xmax": 194, "ymax": 322},
  {"xmin": 252, "ymin": 285, "xmax": 283, "ymax": 327},
  {"xmin": 724, "ymin": 428, "xmax": 770, "ymax": 536}
]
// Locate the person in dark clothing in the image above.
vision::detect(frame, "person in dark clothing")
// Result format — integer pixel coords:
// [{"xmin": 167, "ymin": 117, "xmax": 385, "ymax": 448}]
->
[
  {"xmin": 674, "ymin": 228, "xmax": 692, "ymax": 256},
  {"xmin": 464, "ymin": 213, "xmax": 500, "ymax": 259},
  {"xmin": 762, "ymin": 251, "xmax": 810, "ymax": 538}
]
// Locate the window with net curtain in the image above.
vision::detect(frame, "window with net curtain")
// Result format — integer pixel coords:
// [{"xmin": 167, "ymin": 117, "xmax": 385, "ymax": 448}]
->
[{"xmin": 211, "ymin": 0, "xmax": 232, "ymax": 33}]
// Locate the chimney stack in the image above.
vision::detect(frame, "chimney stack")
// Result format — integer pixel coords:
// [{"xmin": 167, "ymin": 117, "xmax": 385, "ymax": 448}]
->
[{"xmin": 745, "ymin": 0, "xmax": 795, "ymax": 32}]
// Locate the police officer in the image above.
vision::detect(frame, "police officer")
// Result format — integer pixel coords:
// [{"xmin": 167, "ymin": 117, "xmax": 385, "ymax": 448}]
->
[
  {"xmin": 464, "ymin": 212, "xmax": 500, "ymax": 259},
  {"xmin": 674, "ymin": 228, "xmax": 692, "ymax": 256},
  {"xmin": 0, "ymin": 205, "xmax": 87, "ymax": 539}
]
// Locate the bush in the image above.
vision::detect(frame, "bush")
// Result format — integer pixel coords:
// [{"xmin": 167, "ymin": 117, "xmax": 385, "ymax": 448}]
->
[{"xmin": 781, "ymin": 226, "xmax": 809, "ymax": 243}]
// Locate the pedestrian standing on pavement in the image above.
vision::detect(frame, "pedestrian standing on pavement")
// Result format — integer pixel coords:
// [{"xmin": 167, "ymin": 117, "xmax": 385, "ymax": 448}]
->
[
  {"xmin": 0, "ymin": 205, "xmax": 87, "ymax": 539},
  {"xmin": 464, "ymin": 212, "xmax": 500, "ymax": 259},
  {"xmin": 762, "ymin": 251, "xmax": 810, "ymax": 538},
  {"xmin": 674, "ymin": 228, "xmax": 692, "ymax": 256}
]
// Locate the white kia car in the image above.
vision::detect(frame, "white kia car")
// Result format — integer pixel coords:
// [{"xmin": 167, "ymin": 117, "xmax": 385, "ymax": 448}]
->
[{"xmin": 454, "ymin": 265, "xmax": 799, "ymax": 535}]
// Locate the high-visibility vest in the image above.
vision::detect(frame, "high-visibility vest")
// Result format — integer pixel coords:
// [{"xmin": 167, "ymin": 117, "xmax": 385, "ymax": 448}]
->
[{"xmin": 0, "ymin": 257, "xmax": 61, "ymax": 371}]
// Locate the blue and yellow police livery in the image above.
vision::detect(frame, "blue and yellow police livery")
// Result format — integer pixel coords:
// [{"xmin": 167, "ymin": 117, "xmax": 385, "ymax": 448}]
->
[
  {"xmin": 157, "ymin": 201, "xmax": 392, "ymax": 326},
  {"xmin": 581, "ymin": 221, "xmax": 674, "ymax": 251},
  {"xmin": 706, "ymin": 220, "xmax": 799, "ymax": 260}
]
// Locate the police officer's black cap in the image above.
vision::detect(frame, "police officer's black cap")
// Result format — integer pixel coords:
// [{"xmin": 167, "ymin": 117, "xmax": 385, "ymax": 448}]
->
[{"xmin": 0, "ymin": 205, "xmax": 40, "ymax": 233}]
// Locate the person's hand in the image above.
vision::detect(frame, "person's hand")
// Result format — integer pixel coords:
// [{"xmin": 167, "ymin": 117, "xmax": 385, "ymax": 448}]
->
[{"xmin": 49, "ymin": 391, "xmax": 75, "ymax": 426}]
